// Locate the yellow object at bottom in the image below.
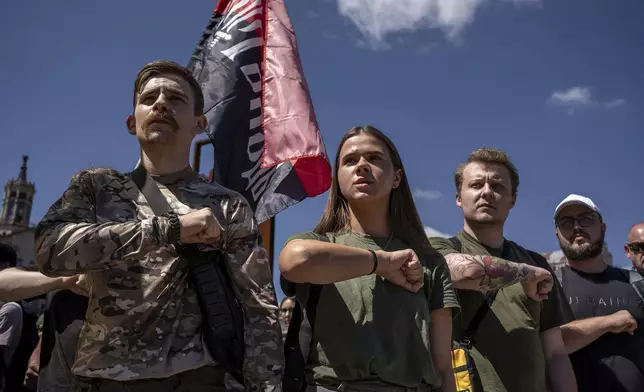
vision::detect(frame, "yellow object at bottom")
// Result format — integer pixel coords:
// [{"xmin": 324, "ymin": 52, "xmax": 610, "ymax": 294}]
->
[{"xmin": 451, "ymin": 348, "xmax": 474, "ymax": 392}]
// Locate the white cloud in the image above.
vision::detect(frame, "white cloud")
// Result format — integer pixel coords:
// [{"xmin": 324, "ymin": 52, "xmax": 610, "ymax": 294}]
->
[
  {"xmin": 413, "ymin": 188, "xmax": 442, "ymax": 201},
  {"xmin": 335, "ymin": 0, "xmax": 538, "ymax": 48},
  {"xmin": 425, "ymin": 226, "xmax": 450, "ymax": 238},
  {"xmin": 548, "ymin": 86, "xmax": 626, "ymax": 111},
  {"xmin": 604, "ymin": 98, "xmax": 626, "ymax": 108},
  {"xmin": 549, "ymin": 86, "xmax": 593, "ymax": 106}
]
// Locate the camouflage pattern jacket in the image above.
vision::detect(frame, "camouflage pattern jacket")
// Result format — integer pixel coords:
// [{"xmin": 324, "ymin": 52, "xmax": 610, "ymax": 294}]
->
[{"xmin": 35, "ymin": 168, "xmax": 283, "ymax": 390}]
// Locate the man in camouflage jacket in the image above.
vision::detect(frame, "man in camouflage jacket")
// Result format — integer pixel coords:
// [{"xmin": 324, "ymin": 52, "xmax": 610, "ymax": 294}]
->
[{"xmin": 35, "ymin": 60, "xmax": 283, "ymax": 391}]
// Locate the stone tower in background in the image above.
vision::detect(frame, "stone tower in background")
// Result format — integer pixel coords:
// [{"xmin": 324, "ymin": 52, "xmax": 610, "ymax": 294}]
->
[
  {"xmin": 0, "ymin": 155, "xmax": 36, "ymax": 229},
  {"xmin": 0, "ymin": 155, "xmax": 37, "ymax": 268}
]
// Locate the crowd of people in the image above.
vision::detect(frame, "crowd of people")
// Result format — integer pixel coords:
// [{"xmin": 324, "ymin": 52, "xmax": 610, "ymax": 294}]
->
[{"xmin": 0, "ymin": 59, "xmax": 642, "ymax": 392}]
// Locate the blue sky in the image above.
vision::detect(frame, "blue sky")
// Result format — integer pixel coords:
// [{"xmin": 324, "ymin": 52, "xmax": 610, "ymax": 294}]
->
[{"xmin": 1, "ymin": 0, "xmax": 642, "ymax": 300}]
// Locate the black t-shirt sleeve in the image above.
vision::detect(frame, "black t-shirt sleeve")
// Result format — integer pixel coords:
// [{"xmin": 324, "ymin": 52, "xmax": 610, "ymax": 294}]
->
[
  {"xmin": 530, "ymin": 251, "xmax": 575, "ymax": 331},
  {"xmin": 279, "ymin": 231, "xmax": 330, "ymax": 297}
]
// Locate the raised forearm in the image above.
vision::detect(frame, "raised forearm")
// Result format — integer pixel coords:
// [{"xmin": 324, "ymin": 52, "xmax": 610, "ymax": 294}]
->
[
  {"xmin": 444, "ymin": 253, "xmax": 532, "ymax": 291},
  {"xmin": 560, "ymin": 317, "xmax": 612, "ymax": 354},
  {"xmin": 279, "ymin": 240, "xmax": 376, "ymax": 284},
  {"xmin": 36, "ymin": 219, "xmax": 168, "ymax": 276},
  {"xmin": 0, "ymin": 268, "xmax": 66, "ymax": 301},
  {"xmin": 547, "ymin": 353, "xmax": 578, "ymax": 392}
]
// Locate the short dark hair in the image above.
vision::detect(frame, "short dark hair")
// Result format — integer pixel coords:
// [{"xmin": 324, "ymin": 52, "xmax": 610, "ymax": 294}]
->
[
  {"xmin": 454, "ymin": 147, "xmax": 520, "ymax": 197},
  {"xmin": 133, "ymin": 60, "xmax": 204, "ymax": 115},
  {"xmin": 0, "ymin": 243, "xmax": 17, "ymax": 267}
]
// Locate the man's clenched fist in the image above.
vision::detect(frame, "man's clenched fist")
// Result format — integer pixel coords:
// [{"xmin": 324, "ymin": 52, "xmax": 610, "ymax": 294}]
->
[
  {"xmin": 179, "ymin": 208, "xmax": 221, "ymax": 245},
  {"xmin": 521, "ymin": 265, "xmax": 554, "ymax": 302},
  {"xmin": 607, "ymin": 310, "xmax": 638, "ymax": 335},
  {"xmin": 60, "ymin": 274, "xmax": 89, "ymax": 297}
]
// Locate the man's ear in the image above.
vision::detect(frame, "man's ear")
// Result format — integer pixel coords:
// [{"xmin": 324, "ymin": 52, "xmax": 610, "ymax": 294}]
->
[
  {"xmin": 194, "ymin": 115, "xmax": 207, "ymax": 136},
  {"xmin": 126, "ymin": 115, "xmax": 136, "ymax": 135},
  {"xmin": 510, "ymin": 193, "xmax": 517, "ymax": 208},
  {"xmin": 456, "ymin": 193, "xmax": 462, "ymax": 208}
]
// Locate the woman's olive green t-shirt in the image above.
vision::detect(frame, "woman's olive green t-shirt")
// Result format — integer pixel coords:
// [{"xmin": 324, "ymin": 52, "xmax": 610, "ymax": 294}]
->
[{"xmin": 281, "ymin": 231, "xmax": 459, "ymax": 388}]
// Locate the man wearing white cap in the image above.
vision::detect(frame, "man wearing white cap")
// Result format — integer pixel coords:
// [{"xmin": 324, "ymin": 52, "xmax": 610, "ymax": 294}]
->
[{"xmin": 555, "ymin": 194, "xmax": 644, "ymax": 392}]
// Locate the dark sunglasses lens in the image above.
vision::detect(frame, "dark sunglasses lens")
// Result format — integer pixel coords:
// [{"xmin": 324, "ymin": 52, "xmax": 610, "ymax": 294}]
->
[{"xmin": 631, "ymin": 243, "xmax": 644, "ymax": 253}]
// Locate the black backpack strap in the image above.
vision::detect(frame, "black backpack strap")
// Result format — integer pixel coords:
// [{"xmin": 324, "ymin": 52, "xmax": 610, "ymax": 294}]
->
[
  {"xmin": 629, "ymin": 270, "xmax": 643, "ymax": 284},
  {"xmin": 554, "ymin": 268, "xmax": 563, "ymax": 286},
  {"xmin": 554, "ymin": 267, "xmax": 565, "ymax": 287},
  {"xmin": 460, "ymin": 291, "xmax": 497, "ymax": 348},
  {"xmin": 628, "ymin": 271, "xmax": 644, "ymax": 304},
  {"xmin": 283, "ymin": 284, "xmax": 323, "ymax": 392},
  {"xmin": 459, "ymin": 239, "xmax": 514, "ymax": 348},
  {"xmin": 449, "ymin": 236, "xmax": 463, "ymax": 253}
]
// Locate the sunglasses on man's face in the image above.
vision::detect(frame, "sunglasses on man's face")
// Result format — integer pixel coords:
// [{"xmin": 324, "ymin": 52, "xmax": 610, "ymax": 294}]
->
[
  {"xmin": 556, "ymin": 212, "xmax": 598, "ymax": 231},
  {"xmin": 627, "ymin": 242, "xmax": 644, "ymax": 254}
]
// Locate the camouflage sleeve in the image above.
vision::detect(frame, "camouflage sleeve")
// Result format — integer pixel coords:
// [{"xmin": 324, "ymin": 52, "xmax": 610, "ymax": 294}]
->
[
  {"xmin": 35, "ymin": 172, "xmax": 169, "ymax": 277},
  {"xmin": 223, "ymin": 197, "xmax": 283, "ymax": 391}
]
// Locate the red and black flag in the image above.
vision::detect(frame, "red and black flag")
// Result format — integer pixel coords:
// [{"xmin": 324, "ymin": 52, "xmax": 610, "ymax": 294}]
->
[{"xmin": 188, "ymin": 0, "xmax": 331, "ymax": 224}]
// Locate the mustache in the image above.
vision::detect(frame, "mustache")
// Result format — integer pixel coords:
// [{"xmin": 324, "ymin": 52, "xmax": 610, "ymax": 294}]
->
[
  {"xmin": 142, "ymin": 111, "xmax": 178, "ymax": 130},
  {"xmin": 570, "ymin": 228, "xmax": 588, "ymax": 240}
]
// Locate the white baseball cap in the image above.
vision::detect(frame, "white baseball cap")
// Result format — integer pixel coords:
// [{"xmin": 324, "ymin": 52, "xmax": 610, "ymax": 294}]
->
[{"xmin": 554, "ymin": 194, "xmax": 601, "ymax": 220}]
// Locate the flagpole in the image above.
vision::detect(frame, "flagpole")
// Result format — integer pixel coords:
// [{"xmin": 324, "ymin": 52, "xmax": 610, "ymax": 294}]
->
[{"xmin": 192, "ymin": 139, "xmax": 275, "ymax": 272}]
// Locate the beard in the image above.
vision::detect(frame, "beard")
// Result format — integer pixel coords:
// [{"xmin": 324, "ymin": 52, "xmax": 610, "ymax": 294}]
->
[{"xmin": 559, "ymin": 231, "xmax": 605, "ymax": 262}]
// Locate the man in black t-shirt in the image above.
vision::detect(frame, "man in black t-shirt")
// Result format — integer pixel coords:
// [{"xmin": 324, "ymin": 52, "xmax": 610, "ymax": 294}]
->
[{"xmin": 555, "ymin": 194, "xmax": 644, "ymax": 392}]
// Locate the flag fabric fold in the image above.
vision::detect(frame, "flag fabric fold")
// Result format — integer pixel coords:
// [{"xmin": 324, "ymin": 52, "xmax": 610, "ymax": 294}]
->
[{"xmin": 188, "ymin": 0, "xmax": 331, "ymax": 224}]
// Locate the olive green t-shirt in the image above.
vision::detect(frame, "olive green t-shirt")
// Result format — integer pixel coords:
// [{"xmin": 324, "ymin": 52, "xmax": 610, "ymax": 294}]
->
[
  {"xmin": 281, "ymin": 231, "xmax": 459, "ymax": 388},
  {"xmin": 429, "ymin": 231, "xmax": 574, "ymax": 392}
]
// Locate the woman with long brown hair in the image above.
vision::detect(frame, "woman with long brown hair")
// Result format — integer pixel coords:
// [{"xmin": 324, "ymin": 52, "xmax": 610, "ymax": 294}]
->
[{"xmin": 279, "ymin": 125, "xmax": 458, "ymax": 392}]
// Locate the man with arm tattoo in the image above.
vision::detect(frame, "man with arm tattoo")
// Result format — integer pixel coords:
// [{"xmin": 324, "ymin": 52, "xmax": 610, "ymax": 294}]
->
[
  {"xmin": 429, "ymin": 148, "xmax": 576, "ymax": 392},
  {"xmin": 445, "ymin": 252, "xmax": 552, "ymax": 300}
]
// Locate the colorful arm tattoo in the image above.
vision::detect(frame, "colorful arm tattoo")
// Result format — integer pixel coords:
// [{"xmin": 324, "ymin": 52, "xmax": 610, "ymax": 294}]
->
[{"xmin": 445, "ymin": 253, "xmax": 533, "ymax": 291}]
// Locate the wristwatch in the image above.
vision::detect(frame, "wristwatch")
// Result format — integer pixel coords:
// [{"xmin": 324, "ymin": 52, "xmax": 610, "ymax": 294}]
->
[{"xmin": 163, "ymin": 211, "xmax": 181, "ymax": 244}]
